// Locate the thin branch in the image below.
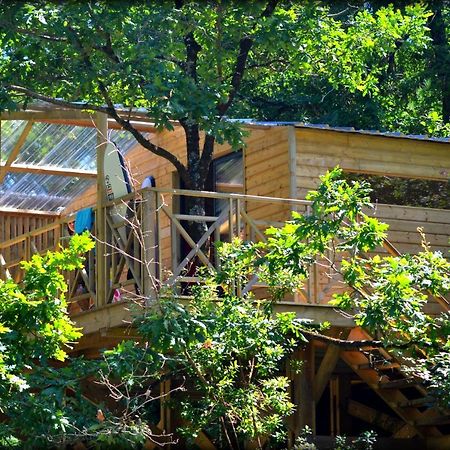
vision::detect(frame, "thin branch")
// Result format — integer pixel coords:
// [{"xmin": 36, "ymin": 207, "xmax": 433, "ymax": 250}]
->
[
  {"xmin": 246, "ymin": 58, "xmax": 287, "ymax": 70},
  {"xmin": 10, "ymin": 26, "xmax": 68, "ymax": 42}
]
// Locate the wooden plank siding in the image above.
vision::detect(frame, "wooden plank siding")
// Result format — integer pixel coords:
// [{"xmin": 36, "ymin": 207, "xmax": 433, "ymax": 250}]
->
[
  {"xmin": 244, "ymin": 126, "xmax": 291, "ymax": 223},
  {"xmin": 295, "ymin": 127, "xmax": 450, "ymax": 309},
  {"xmin": 294, "ymin": 127, "xmax": 450, "ymax": 255}
]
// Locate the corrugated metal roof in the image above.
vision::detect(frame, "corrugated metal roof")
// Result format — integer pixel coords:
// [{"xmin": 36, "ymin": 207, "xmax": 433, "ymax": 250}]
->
[
  {"xmin": 232, "ymin": 120, "xmax": 450, "ymax": 143},
  {"xmin": 0, "ymin": 120, "xmax": 137, "ymax": 213},
  {"xmin": 20, "ymin": 103, "xmax": 450, "ymax": 143}
]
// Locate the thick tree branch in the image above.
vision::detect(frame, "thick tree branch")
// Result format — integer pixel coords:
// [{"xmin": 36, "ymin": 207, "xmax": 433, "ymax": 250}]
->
[
  {"xmin": 5, "ymin": 85, "xmax": 109, "ymax": 113},
  {"xmin": 302, "ymin": 329, "xmax": 438, "ymax": 351},
  {"xmin": 199, "ymin": 134, "xmax": 216, "ymax": 178},
  {"xmin": 111, "ymin": 111, "xmax": 189, "ymax": 182},
  {"xmin": 70, "ymin": 27, "xmax": 190, "ymax": 181},
  {"xmin": 92, "ymin": 33, "xmax": 121, "ymax": 65},
  {"xmin": 217, "ymin": 0, "xmax": 279, "ymax": 117},
  {"xmin": 184, "ymin": 31, "xmax": 202, "ymax": 82},
  {"xmin": 5, "ymin": 85, "xmax": 189, "ymax": 181},
  {"xmin": 216, "ymin": 35, "xmax": 253, "ymax": 117}
]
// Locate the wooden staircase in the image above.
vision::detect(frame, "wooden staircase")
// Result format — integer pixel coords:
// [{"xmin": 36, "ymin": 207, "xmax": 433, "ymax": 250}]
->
[{"xmin": 340, "ymin": 327, "xmax": 449, "ymax": 439}]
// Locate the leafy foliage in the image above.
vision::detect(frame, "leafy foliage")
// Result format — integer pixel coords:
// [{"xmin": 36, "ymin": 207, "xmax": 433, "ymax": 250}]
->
[
  {"xmin": 238, "ymin": 3, "xmax": 450, "ymax": 136},
  {"xmin": 0, "ymin": 233, "xmax": 95, "ymax": 447},
  {"xmin": 101, "ymin": 279, "xmax": 313, "ymax": 447},
  {"xmin": 1, "ymin": 169, "xmax": 448, "ymax": 448},
  {"xmin": 89, "ymin": 167, "xmax": 449, "ymax": 447},
  {"xmin": 0, "ymin": 233, "xmax": 93, "ymax": 396},
  {"xmin": 1, "ymin": 1, "xmax": 448, "ymax": 208}
]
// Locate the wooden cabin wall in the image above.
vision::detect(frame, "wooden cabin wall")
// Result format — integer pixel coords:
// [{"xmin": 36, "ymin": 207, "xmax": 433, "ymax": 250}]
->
[
  {"xmin": 294, "ymin": 128, "xmax": 449, "ymax": 252},
  {"xmin": 295, "ymin": 127, "xmax": 450, "ymax": 309},
  {"xmin": 295, "ymin": 128, "xmax": 449, "ymax": 197},
  {"xmin": 243, "ymin": 126, "xmax": 293, "ymax": 224}
]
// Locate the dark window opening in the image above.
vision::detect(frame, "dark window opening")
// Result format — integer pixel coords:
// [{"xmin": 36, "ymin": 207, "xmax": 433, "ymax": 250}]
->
[{"xmin": 343, "ymin": 172, "xmax": 449, "ymax": 209}]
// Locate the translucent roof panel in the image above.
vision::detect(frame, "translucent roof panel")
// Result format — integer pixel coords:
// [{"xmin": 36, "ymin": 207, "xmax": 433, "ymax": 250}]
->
[
  {"xmin": 0, "ymin": 120, "xmax": 28, "ymax": 163},
  {"xmin": 0, "ymin": 173, "xmax": 94, "ymax": 212},
  {"xmin": 0, "ymin": 121, "xmax": 138, "ymax": 213}
]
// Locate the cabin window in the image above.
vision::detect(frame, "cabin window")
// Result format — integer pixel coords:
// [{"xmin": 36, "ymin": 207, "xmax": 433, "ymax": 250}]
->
[
  {"xmin": 213, "ymin": 150, "xmax": 244, "ymax": 193},
  {"xmin": 342, "ymin": 172, "xmax": 449, "ymax": 209},
  {"xmin": 211, "ymin": 150, "xmax": 243, "ymax": 216}
]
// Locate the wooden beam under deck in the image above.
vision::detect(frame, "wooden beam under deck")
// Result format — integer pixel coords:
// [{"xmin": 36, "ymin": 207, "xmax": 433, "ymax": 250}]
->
[{"xmin": 72, "ymin": 300, "xmax": 355, "ymax": 345}]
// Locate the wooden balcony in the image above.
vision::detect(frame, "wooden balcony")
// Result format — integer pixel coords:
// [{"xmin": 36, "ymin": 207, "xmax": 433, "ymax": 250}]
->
[{"xmin": 1, "ymin": 188, "xmax": 449, "ymax": 345}]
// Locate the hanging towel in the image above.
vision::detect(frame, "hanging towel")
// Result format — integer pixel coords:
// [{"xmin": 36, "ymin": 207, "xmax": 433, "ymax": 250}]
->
[{"xmin": 74, "ymin": 208, "xmax": 94, "ymax": 234}]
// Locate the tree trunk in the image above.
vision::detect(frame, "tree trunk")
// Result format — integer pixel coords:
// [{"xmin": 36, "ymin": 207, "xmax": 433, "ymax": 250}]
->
[
  {"xmin": 183, "ymin": 194, "xmax": 209, "ymax": 247},
  {"xmin": 179, "ymin": 124, "xmax": 213, "ymax": 264}
]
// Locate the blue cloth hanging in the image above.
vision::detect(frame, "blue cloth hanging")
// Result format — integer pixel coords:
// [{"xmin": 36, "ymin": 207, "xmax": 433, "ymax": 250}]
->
[{"xmin": 74, "ymin": 208, "xmax": 94, "ymax": 234}]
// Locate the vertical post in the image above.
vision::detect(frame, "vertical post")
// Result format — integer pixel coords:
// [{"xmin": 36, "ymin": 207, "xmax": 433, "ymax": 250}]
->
[
  {"xmin": 292, "ymin": 343, "xmax": 316, "ymax": 439},
  {"xmin": 95, "ymin": 112, "xmax": 108, "ymax": 308},
  {"xmin": 155, "ymin": 193, "xmax": 163, "ymax": 283},
  {"xmin": 288, "ymin": 126, "xmax": 297, "ymax": 204},
  {"xmin": 228, "ymin": 198, "xmax": 234, "ymax": 241}
]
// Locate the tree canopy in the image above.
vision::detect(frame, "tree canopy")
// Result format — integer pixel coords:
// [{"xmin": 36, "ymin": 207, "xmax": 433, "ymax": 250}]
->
[{"xmin": 1, "ymin": 1, "xmax": 448, "ymax": 203}]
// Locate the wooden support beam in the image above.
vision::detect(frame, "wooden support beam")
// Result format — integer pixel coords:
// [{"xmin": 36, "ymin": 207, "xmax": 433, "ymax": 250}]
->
[
  {"xmin": 0, "ymin": 206, "xmax": 60, "ymax": 216},
  {"xmin": 142, "ymin": 189, "xmax": 159, "ymax": 303},
  {"xmin": 314, "ymin": 344, "xmax": 340, "ymax": 403},
  {"xmin": 293, "ymin": 343, "xmax": 316, "ymax": 435},
  {"xmin": 347, "ymin": 399, "xmax": 404, "ymax": 434},
  {"xmin": 398, "ymin": 396, "xmax": 436, "ymax": 408},
  {"xmin": 379, "ymin": 378, "xmax": 419, "ymax": 390},
  {"xmin": 0, "ymin": 120, "xmax": 33, "ymax": 183},
  {"xmin": 341, "ymin": 328, "xmax": 442, "ymax": 439},
  {"xmin": 1, "ymin": 110, "xmax": 96, "ymax": 121},
  {"xmin": 414, "ymin": 414, "xmax": 450, "ymax": 427},
  {"xmin": 95, "ymin": 112, "xmax": 108, "ymax": 308},
  {"xmin": 1, "ymin": 163, "xmax": 97, "ymax": 178},
  {"xmin": 0, "ymin": 108, "xmax": 160, "ymax": 129},
  {"xmin": 38, "ymin": 118, "xmax": 157, "ymax": 133}
]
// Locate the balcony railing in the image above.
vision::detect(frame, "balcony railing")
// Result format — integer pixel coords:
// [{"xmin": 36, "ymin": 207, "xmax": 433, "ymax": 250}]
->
[{"xmin": 0, "ymin": 188, "xmax": 448, "ymax": 316}]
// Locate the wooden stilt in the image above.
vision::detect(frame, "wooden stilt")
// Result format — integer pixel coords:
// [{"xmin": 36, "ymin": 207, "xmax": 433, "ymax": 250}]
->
[
  {"xmin": 314, "ymin": 344, "xmax": 340, "ymax": 404},
  {"xmin": 293, "ymin": 343, "xmax": 316, "ymax": 437}
]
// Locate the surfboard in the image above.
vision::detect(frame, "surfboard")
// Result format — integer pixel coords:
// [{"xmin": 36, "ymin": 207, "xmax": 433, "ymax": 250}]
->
[{"xmin": 103, "ymin": 143, "xmax": 132, "ymax": 242}]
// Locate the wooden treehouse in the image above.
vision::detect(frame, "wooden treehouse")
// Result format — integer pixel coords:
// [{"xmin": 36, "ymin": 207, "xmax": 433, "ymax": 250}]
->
[{"xmin": 0, "ymin": 105, "xmax": 449, "ymax": 449}]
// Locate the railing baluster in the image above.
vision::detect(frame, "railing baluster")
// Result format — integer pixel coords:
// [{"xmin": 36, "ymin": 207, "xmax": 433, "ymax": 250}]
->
[{"xmin": 228, "ymin": 198, "xmax": 234, "ymax": 242}]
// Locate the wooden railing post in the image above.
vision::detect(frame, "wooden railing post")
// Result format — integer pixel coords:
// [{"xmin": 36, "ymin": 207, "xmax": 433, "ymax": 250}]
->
[
  {"xmin": 94, "ymin": 112, "xmax": 108, "ymax": 308},
  {"xmin": 141, "ymin": 189, "xmax": 159, "ymax": 304}
]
